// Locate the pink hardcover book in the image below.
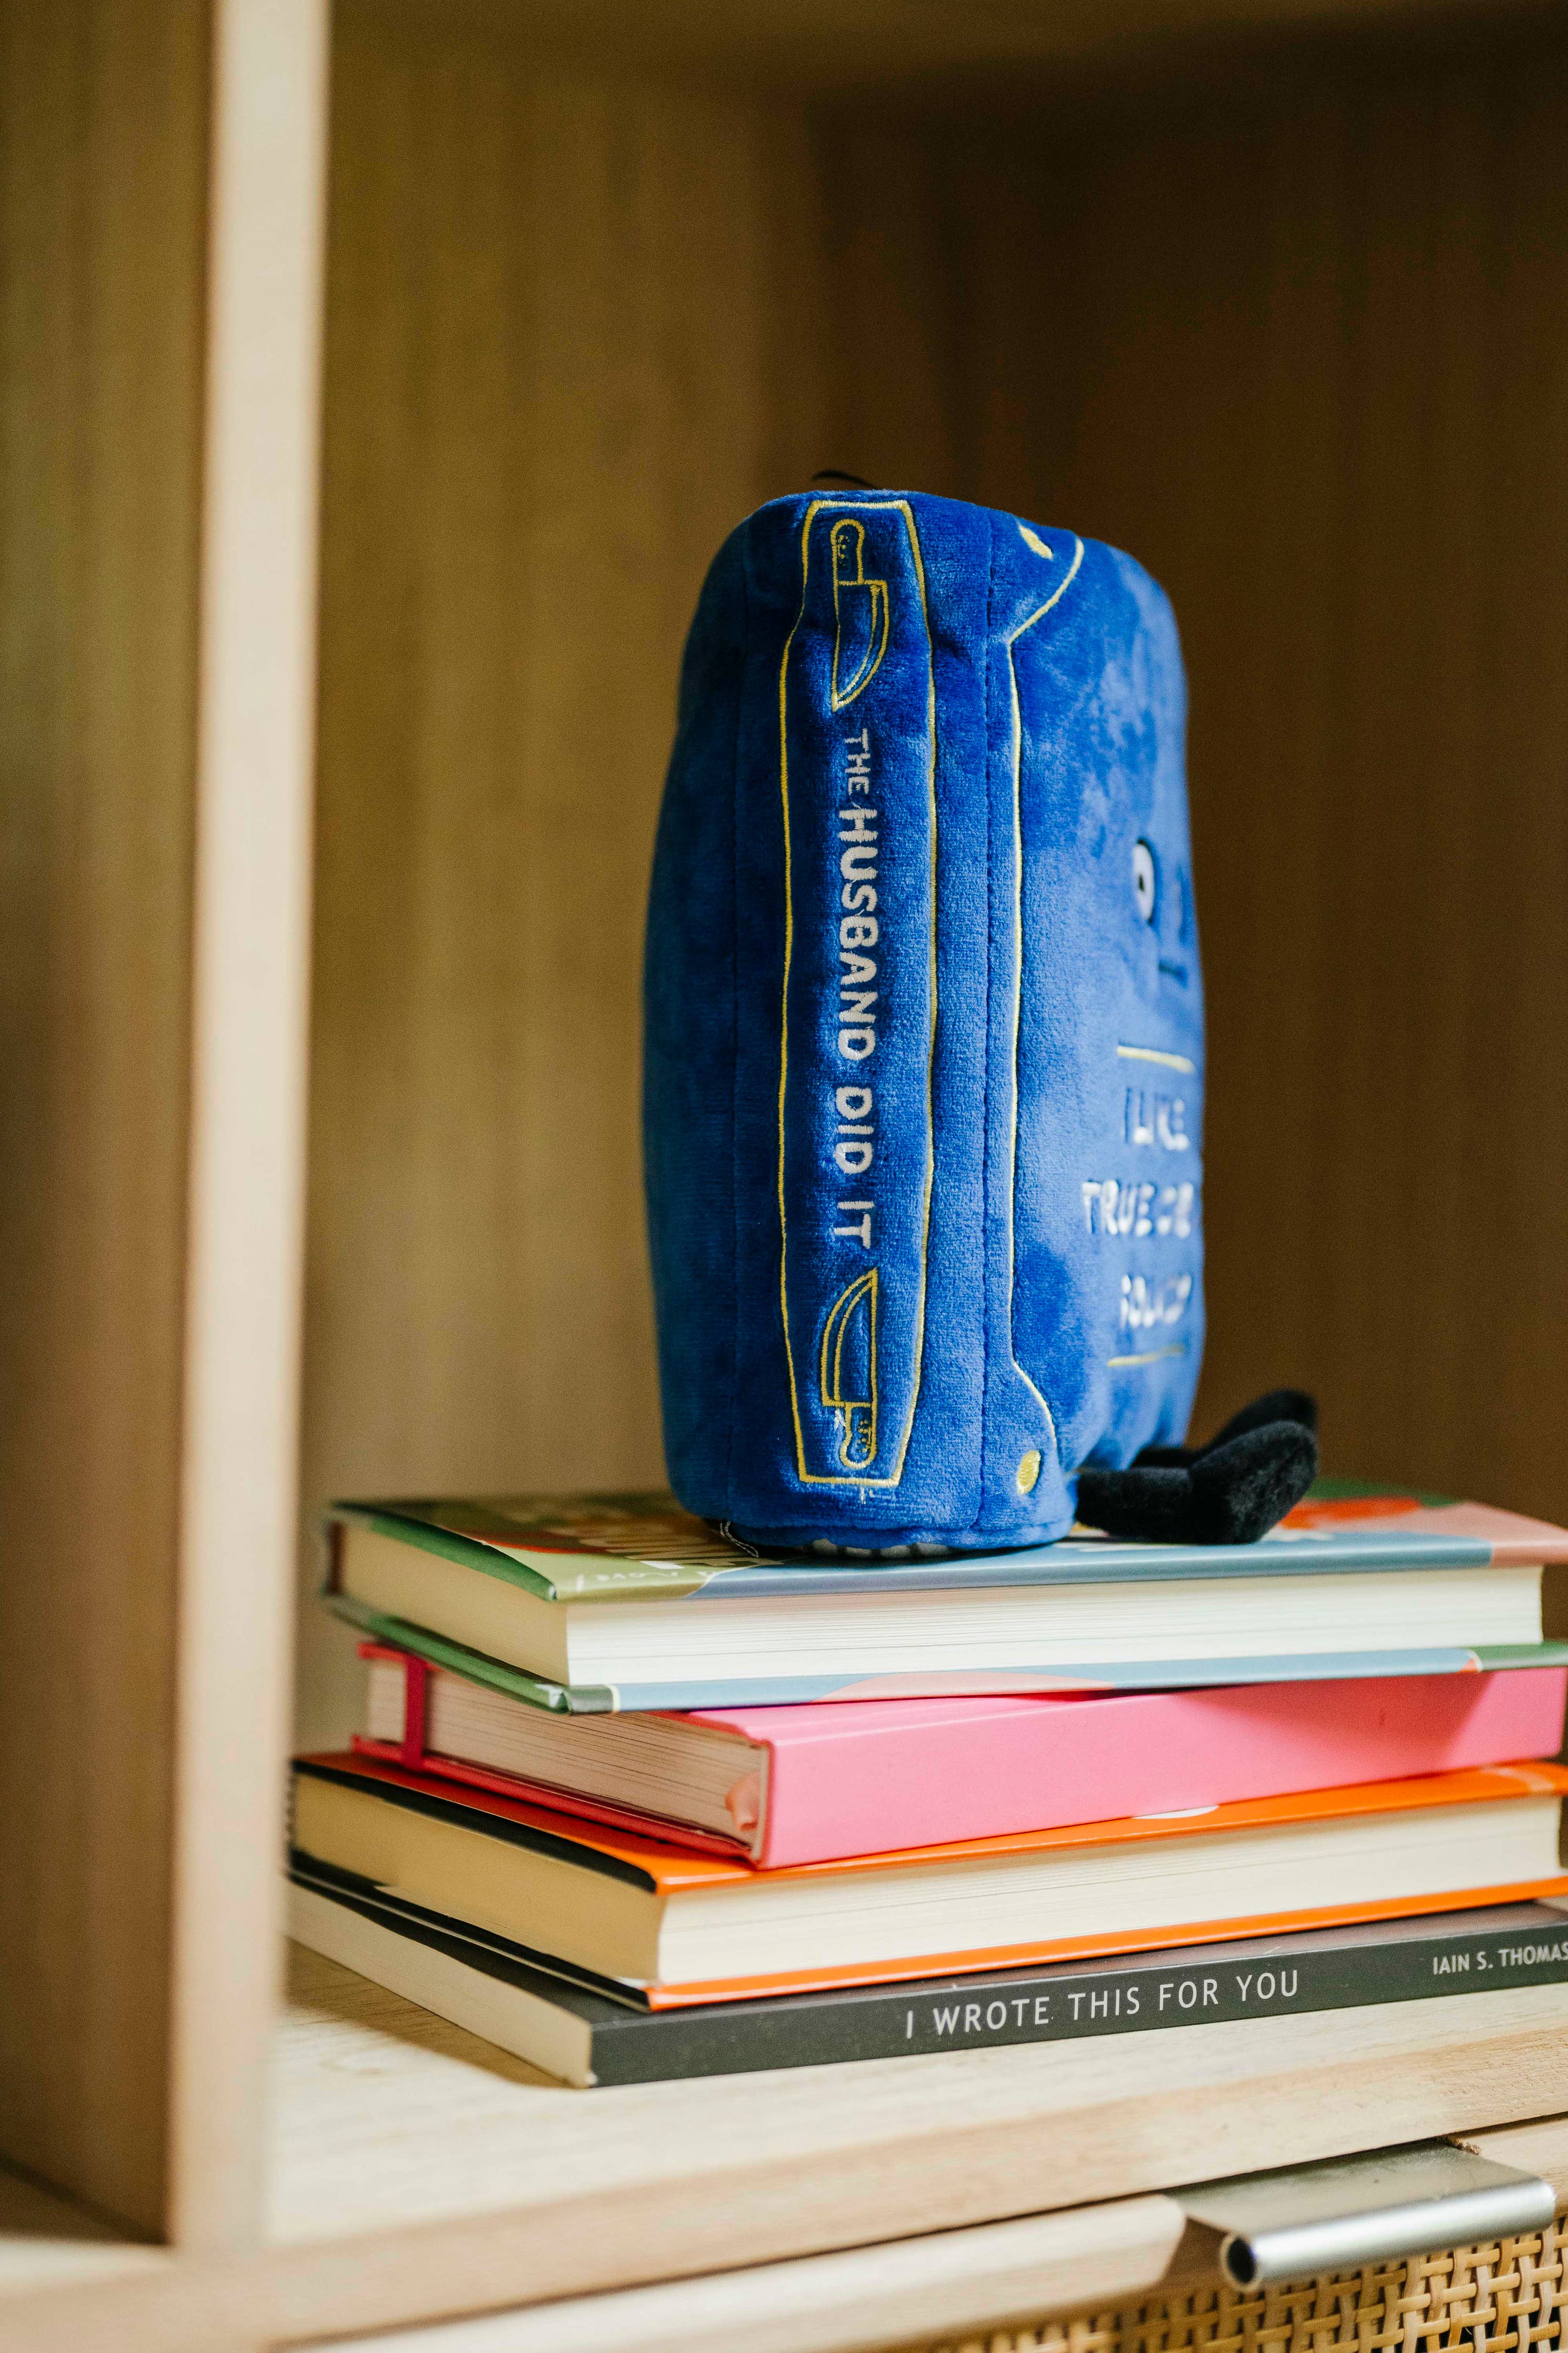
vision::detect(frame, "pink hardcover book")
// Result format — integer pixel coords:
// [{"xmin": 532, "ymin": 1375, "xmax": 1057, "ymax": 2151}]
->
[{"xmin": 354, "ymin": 1644, "xmax": 1568, "ymax": 1868}]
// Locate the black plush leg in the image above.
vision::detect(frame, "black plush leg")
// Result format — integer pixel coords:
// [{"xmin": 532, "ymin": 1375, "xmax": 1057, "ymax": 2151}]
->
[
  {"xmin": 1131, "ymin": 1389, "xmax": 1317, "ymax": 1469},
  {"xmin": 1207, "ymin": 1389, "xmax": 1317, "ymax": 1448},
  {"xmin": 1076, "ymin": 1391, "xmax": 1319, "ymax": 1545}
]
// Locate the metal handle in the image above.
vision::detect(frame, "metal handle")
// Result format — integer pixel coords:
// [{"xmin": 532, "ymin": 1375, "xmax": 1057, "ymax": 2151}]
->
[{"xmin": 1178, "ymin": 2139, "xmax": 1556, "ymax": 2287}]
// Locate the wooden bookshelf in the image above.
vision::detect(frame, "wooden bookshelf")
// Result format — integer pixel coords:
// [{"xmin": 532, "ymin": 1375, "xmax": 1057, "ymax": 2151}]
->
[
  {"xmin": 7, "ymin": 1958, "xmax": 1568, "ymax": 2349},
  {"xmin": 6, "ymin": 0, "xmax": 1568, "ymax": 2341}
]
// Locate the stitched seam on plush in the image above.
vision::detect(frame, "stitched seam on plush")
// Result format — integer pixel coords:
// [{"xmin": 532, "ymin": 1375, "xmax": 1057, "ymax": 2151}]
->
[
  {"xmin": 967, "ymin": 514, "xmax": 998, "ymax": 1540},
  {"xmin": 1003, "ymin": 540, "xmax": 1081, "ymax": 1480},
  {"xmin": 776, "ymin": 498, "xmax": 937, "ymax": 1501},
  {"xmin": 725, "ymin": 528, "xmax": 751, "ymax": 1520}
]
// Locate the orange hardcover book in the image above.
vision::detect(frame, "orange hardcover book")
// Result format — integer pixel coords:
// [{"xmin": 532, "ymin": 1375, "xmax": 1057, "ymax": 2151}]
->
[{"xmin": 290, "ymin": 1749, "xmax": 1568, "ymax": 2008}]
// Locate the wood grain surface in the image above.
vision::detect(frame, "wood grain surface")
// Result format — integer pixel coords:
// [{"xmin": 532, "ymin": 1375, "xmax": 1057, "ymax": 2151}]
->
[
  {"xmin": 349, "ymin": 0, "xmax": 1566, "ymax": 103},
  {"xmin": 8, "ymin": 1952, "xmax": 1568, "ymax": 2350},
  {"xmin": 260, "ymin": 1948, "xmax": 1568, "ymax": 2259},
  {"xmin": 0, "ymin": 0, "xmax": 208, "ymax": 2236},
  {"xmin": 311, "ymin": 2195, "xmax": 1197, "ymax": 2353},
  {"xmin": 168, "ymin": 0, "xmax": 329, "ymax": 2254},
  {"xmin": 0, "ymin": 0, "xmax": 330, "ymax": 2250}
]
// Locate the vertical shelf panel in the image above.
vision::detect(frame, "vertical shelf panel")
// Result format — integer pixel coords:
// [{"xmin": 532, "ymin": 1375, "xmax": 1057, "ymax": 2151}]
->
[
  {"xmin": 0, "ymin": 0, "xmax": 209, "ymax": 2236},
  {"xmin": 0, "ymin": 0, "xmax": 329, "ymax": 2245},
  {"xmin": 170, "ymin": 0, "xmax": 329, "ymax": 2251}
]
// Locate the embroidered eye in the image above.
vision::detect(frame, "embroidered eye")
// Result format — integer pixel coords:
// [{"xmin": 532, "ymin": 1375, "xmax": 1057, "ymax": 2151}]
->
[{"xmin": 1132, "ymin": 839, "xmax": 1157, "ymax": 924}]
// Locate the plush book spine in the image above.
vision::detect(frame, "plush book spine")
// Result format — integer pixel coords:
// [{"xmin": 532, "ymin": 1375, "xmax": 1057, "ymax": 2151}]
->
[{"xmin": 289, "ymin": 1865, "xmax": 1568, "ymax": 2089}]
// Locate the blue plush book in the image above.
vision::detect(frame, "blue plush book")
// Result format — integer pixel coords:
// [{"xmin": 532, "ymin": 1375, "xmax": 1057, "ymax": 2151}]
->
[
  {"xmin": 644, "ymin": 491, "xmax": 1204, "ymax": 1553},
  {"xmin": 324, "ymin": 1484, "xmax": 1568, "ymax": 1715}
]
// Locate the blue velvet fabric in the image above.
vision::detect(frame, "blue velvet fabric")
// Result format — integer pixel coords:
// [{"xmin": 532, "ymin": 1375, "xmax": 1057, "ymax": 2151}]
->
[{"xmin": 643, "ymin": 490, "xmax": 1203, "ymax": 1553}]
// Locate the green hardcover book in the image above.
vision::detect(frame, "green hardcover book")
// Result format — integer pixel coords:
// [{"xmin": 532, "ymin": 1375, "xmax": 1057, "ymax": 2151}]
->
[{"xmin": 323, "ymin": 1483, "xmax": 1568, "ymax": 1713}]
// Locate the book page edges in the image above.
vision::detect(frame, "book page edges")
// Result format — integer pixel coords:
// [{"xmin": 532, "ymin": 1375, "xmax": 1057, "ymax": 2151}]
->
[
  {"xmin": 328, "ymin": 1504, "xmax": 711, "ymax": 1602},
  {"xmin": 298, "ymin": 1749, "xmax": 1568, "ymax": 1891},
  {"xmin": 640, "ymin": 1874, "xmax": 1568, "ymax": 2006},
  {"xmin": 348, "ymin": 1735, "xmax": 754, "ymax": 1861},
  {"xmin": 325, "ymin": 1591, "xmax": 619, "ymax": 1713},
  {"xmin": 328, "ymin": 1507, "xmax": 565, "ymax": 1599}
]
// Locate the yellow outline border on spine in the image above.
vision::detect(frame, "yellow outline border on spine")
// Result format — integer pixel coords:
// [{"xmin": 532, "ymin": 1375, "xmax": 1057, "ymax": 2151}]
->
[
  {"xmin": 1005, "ymin": 535, "xmax": 1084, "ymax": 1435},
  {"xmin": 777, "ymin": 499, "xmax": 936, "ymax": 1487},
  {"xmin": 828, "ymin": 520, "xmax": 891, "ymax": 709},
  {"xmin": 820, "ymin": 1268, "xmax": 878, "ymax": 1468}
]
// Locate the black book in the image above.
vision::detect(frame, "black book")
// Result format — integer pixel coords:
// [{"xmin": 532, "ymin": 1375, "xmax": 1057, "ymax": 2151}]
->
[{"xmin": 288, "ymin": 1854, "xmax": 1568, "ymax": 2089}]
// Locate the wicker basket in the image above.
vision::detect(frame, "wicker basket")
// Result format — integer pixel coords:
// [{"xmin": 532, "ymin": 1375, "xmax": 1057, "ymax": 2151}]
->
[{"xmin": 913, "ymin": 2214, "xmax": 1568, "ymax": 2353}]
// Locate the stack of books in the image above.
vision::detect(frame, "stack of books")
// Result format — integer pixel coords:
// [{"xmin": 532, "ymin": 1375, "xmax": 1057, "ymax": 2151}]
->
[{"xmin": 288, "ymin": 1484, "xmax": 1568, "ymax": 2086}]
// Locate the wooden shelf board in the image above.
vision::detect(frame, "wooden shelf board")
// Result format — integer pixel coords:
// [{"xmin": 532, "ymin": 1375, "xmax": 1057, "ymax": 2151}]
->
[
  {"xmin": 9, "ymin": 1949, "xmax": 1568, "ymax": 2351},
  {"xmin": 404, "ymin": 0, "xmax": 1560, "ymax": 95},
  {"xmin": 312, "ymin": 2124, "xmax": 1568, "ymax": 2353},
  {"xmin": 315, "ymin": 2196, "xmax": 1202, "ymax": 2353},
  {"xmin": 1463, "ymin": 2114, "xmax": 1568, "ymax": 2199},
  {"xmin": 0, "ymin": 2169, "xmax": 164, "ymax": 2301},
  {"xmin": 265, "ymin": 1947, "xmax": 1568, "ymax": 2256}
]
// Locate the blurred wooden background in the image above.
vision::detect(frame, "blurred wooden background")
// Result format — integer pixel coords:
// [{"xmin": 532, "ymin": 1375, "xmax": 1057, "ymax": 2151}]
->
[{"xmin": 301, "ymin": 2, "xmax": 1568, "ymax": 1739}]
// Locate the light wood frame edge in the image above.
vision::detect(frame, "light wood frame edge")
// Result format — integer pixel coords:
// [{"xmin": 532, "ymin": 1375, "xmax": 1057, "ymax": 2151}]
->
[
  {"xmin": 7, "ymin": 2051, "xmax": 1568, "ymax": 2350},
  {"xmin": 167, "ymin": 0, "xmax": 331, "ymax": 2254}
]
